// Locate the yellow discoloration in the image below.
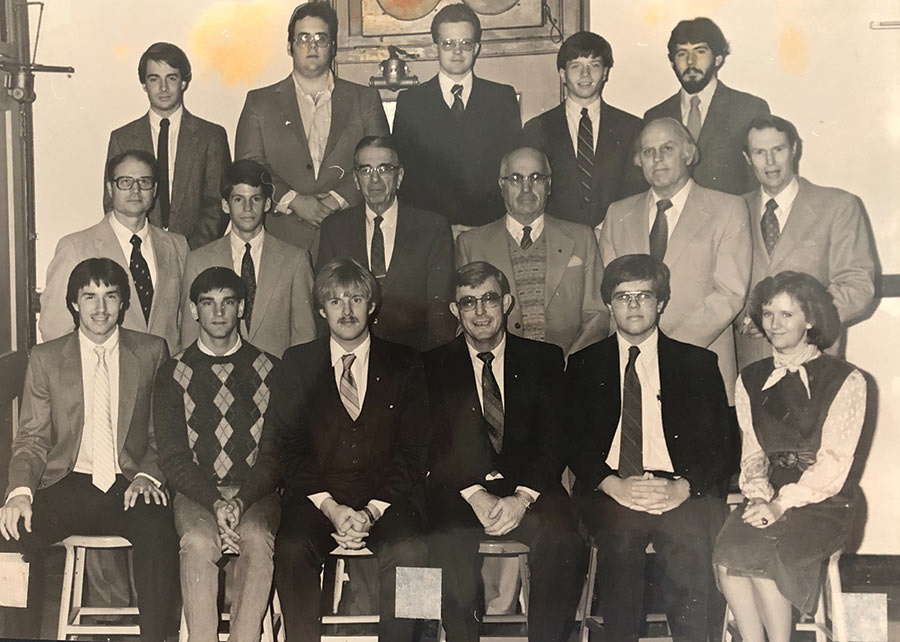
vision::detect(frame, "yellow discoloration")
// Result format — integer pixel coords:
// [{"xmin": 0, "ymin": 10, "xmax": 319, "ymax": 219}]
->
[
  {"xmin": 779, "ymin": 26, "xmax": 809, "ymax": 75},
  {"xmin": 113, "ymin": 44, "xmax": 130, "ymax": 59}
]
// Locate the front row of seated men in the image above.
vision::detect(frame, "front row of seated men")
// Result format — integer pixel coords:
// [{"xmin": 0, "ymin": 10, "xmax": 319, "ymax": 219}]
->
[{"xmin": 2, "ymin": 249, "xmax": 733, "ymax": 642}]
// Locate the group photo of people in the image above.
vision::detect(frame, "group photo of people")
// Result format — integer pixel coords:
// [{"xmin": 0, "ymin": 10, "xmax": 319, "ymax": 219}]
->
[{"xmin": 0, "ymin": 1, "xmax": 892, "ymax": 641}]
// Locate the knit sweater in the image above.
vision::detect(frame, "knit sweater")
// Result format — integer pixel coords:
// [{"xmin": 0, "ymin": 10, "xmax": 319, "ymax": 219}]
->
[{"xmin": 154, "ymin": 341, "xmax": 278, "ymax": 512}]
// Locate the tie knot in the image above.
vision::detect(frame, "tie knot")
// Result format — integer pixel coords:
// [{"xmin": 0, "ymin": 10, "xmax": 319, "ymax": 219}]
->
[
  {"xmin": 94, "ymin": 345, "xmax": 106, "ymax": 361},
  {"xmin": 522, "ymin": 225, "xmax": 532, "ymax": 239},
  {"xmin": 374, "ymin": 215, "xmax": 384, "ymax": 228},
  {"xmin": 341, "ymin": 353, "xmax": 356, "ymax": 371},
  {"xmin": 451, "ymin": 84, "xmax": 463, "ymax": 97},
  {"xmin": 580, "ymin": 107, "xmax": 588, "ymax": 117},
  {"xmin": 690, "ymin": 95, "xmax": 700, "ymax": 108},
  {"xmin": 627, "ymin": 345, "xmax": 640, "ymax": 364},
  {"xmin": 656, "ymin": 199, "xmax": 673, "ymax": 214},
  {"xmin": 765, "ymin": 198, "xmax": 778, "ymax": 213},
  {"xmin": 130, "ymin": 234, "xmax": 142, "ymax": 248},
  {"xmin": 160, "ymin": 117, "xmax": 170, "ymax": 128},
  {"xmin": 477, "ymin": 351, "xmax": 494, "ymax": 366},
  {"xmin": 245, "ymin": 242, "xmax": 252, "ymax": 251}
]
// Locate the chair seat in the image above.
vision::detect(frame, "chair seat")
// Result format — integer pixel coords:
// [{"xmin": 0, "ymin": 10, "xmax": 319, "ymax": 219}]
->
[
  {"xmin": 56, "ymin": 535, "xmax": 132, "ymax": 549},
  {"xmin": 478, "ymin": 540, "xmax": 530, "ymax": 556}
]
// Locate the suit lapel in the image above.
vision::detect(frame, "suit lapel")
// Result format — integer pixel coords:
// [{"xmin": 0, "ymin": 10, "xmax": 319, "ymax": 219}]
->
[
  {"xmin": 624, "ymin": 192, "xmax": 652, "ymax": 253},
  {"xmin": 656, "ymin": 333, "xmax": 680, "ymax": 447},
  {"xmin": 697, "ymin": 83, "xmax": 729, "ymax": 147},
  {"xmin": 275, "ymin": 76, "xmax": 312, "ymax": 162},
  {"xmin": 117, "ymin": 332, "xmax": 139, "ymax": 450},
  {"xmin": 543, "ymin": 219, "xmax": 575, "ymax": 307},
  {"xmin": 745, "ymin": 190, "xmax": 770, "ymax": 273},
  {"xmin": 171, "ymin": 110, "xmax": 198, "ymax": 217},
  {"xmin": 248, "ymin": 236, "xmax": 282, "ymax": 339},
  {"xmin": 324, "ymin": 80, "xmax": 351, "ymax": 162},
  {"xmin": 146, "ymin": 226, "xmax": 175, "ymax": 329},
  {"xmin": 446, "ymin": 336, "xmax": 484, "ymax": 431},
  {"xmin": 129, "ymin": 114, "xmax": 154, "ymax": 152},
  {"xmin": 768, "ymin": 179, "xmax": 816, "ymax": 272},
  {"xmin": 61, "ymin": 333, "xmax": 85, "ymax": 441},
  {"xmin": 484, "ymin": 220, "xmax": 518, "ymax": 296},
  {"xmin": 665, "ymin": 184, "xmax": 709, "ymax": 268},
  {"xmin": 381, "ymin": 205, "xmax": 415, "ymax": 297}
]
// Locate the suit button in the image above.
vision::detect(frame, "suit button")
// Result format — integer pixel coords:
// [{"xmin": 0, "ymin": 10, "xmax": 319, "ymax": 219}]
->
[
  {"xmin": 514, "ymin": 322, "xmax": 522, "ymax": 329},
  {"xmin": 352, "ymin": 459, "xmax": 359, "ymax": 465},
  {"xmin": 306, "ymin": 163, "xmax": 313, "ymax": 170},
  {"xmin": 373, "ymin": 318, "xmax": 379, "ymax": 325},
  {"xmin": 351, "ymin": 443, "xmax": 357, "ymax": 448}
]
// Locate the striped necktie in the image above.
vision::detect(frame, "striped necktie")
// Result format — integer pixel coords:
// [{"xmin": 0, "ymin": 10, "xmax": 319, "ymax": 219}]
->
[
  {"xmin": 477, "ymin": 351, "xmax": 504, "ymax": 453},
  {"xmin": 92, "ymin": 346, "xmax": 117, "ymax": 492},
  {"xmin": 576, "ymin": 107, "xmax": 594, "ymax": 202},
  {"xmin": 618, "ymin": 345, "xmax": 643, "ymax": 478},
  {"xmin": 339, "ymin": 353, "xmax": 361, "ymax": 420}
]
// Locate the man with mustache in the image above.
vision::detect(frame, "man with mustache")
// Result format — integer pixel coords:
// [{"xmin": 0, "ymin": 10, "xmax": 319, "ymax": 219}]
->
[{"xmin": 645, "ymin": 17, "xmax": 769, "ymax": 196}]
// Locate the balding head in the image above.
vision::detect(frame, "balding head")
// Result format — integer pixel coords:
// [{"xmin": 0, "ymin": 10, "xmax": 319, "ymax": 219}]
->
[
  {"xmin": 634, "ymin": 117, "xmax": 698, "ymax": 198},
  {"xmin": 498, "ymin": 147, "xmax": 552, "ymax": 225}
]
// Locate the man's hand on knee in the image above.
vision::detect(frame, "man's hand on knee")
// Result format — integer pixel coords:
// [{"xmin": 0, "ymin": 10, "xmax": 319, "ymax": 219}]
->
[{"xmin": 0, "ymin": 495, "xmax": 32, "ymax": 541}]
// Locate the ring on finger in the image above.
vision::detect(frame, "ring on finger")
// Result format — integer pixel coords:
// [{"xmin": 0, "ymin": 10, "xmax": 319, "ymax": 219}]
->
[{"xmin": 761, "ymin": 517, "xmax": 768, "ymax": 525}]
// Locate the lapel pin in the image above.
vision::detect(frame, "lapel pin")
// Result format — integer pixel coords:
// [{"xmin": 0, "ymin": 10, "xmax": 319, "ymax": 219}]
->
[
  {"xmin": 389, "ymin": 404, "xmax": 394, "ymax": 409},
  {"xmin": 285, "ymin": 120, "xmax": 291, "ymax": 126}
]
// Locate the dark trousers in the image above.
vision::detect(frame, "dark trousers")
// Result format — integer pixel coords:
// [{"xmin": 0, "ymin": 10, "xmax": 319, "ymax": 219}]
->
[
  {"xmin": 428, "ymin": 482, "xmax": 583, "ymax": 642},
  {"xmin": 274, "ymin": 496, "xmax": 428, "ymax": 642},
  {"xmin": 576, "ymin": 490, "xmax": 718, "ymax": 642},
  {"xmin": 0, "ymin": 473, "xmax": 180, "ymax": 642}
]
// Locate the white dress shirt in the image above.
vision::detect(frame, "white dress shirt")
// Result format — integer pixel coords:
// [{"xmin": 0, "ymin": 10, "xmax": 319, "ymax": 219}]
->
[
  {"xmin": 759, "ymin": 176, "xmax": 800, "ymax": 231},
  {"xmin": 230, "ymin": 228, "xmax": 264, "ymax": 281},
  {"xmin": 438, "ymin": 70, "xmax": 473, "ymax": 109},
  {"xmin": 648, "ymin": 179, "xmax": 693, "ymax": 241},
  {"xmin": 679, "ymin": 77, "xmax": 718, "ymax": 131},
  {"xmin": 365, "ymin": 199, "xmax": 398, "ymax": 272},
  {"xmin": 505, "ymin": 213, "xmax": 545, "ymax": 246},
  {"xmin": 197, "ymin": 335, "xmax": 243, "ymax": 357},
  {"xmin": 148, "ymin": 106, "xmax": 183, "ymax": 205},
  {"xmin": 564, "ymin": 96, "xmax": 601, "ymax": 155},
  {"xmin": 605, "ymin": 330, "xmax": 675, "ymax": 474},
  {"xmin": 108, "ymin": 212, "xmax": 157, "ymax": 287}
]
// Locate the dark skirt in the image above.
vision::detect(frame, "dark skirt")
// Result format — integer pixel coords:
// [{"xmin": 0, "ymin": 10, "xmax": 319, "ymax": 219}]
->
[{"xmin": 712, "ymin": 491, "xmax": 856, "ymax": 614}]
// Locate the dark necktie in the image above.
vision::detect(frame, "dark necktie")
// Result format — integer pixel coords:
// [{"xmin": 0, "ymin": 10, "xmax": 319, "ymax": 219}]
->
[
  {"xmin": 686, "ymin": 95, "xmax": 701, "ymax": 142},
  {"xmin": 451, "ymin": 84, "xmax": 464, "ymax": 121},
  {"xmin": 129, "ymin": 235, "xmax": 153, "ymax": 323},
  {"xmin": 520, "ymin": 225, "xmax": 533, "ymax": 250},
  {"xmin": 649, "ymin": 199, "xmax": 673, "ymax": 261},
  {"xmin": 157, "ymin": 117, "xmax": 170, "ymax": 229},
  {"xmin": 761, "ymin": 198, "xmax": 780, "ymax": 256},
  {"xmin": 241, "ymin": 242, "xmax": 256, "ymax": 332},
  {"xmin": 618, "ymin": 345, "xmax": 643, "ymax": 478},
  {"xmin": 477, "ymin": 351, "xmax": 504, "ymax": 453},
  {"xmin": 370, "ymin": 215, "xmax": 386, "ymax": 278},
  {"xmin": 577, "ymin": 107, "xmax": 595, "ymax": 202}
]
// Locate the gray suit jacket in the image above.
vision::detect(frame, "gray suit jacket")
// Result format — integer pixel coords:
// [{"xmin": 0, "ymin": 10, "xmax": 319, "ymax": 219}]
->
[
  {"xmin": 179, "ymin": 233, "xmax": 317, "ymax": 358},
  {"xmin": 456, "ymin": 215, "xmax": 609, "ymax": 356},
  {"xmin": 104, "ymin": 109, "xmax": 231, "ymax": 249},
  {"xmin": 5, "ymin": 329, "xmax": 169, "ymax": 498},
  {"xmin": 600, "ymin": 182, "xmax": 751, "ymax": 402},
  {"xmin": 39, "ymin": 214, "xmax": 189, "ymax": 354},
  {"xmin": 735, "ymin": 177, "xmax": 876, "ymax": 369}
]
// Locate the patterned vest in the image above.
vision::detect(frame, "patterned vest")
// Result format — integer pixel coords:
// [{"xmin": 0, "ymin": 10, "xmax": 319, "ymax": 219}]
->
[{"xmin": 507, "ymin": 231, "xmax": 547, "ymax": 341}]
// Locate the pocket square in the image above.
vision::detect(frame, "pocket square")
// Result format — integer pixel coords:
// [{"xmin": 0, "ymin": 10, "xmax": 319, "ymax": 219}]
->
[{"xmin": 567, "ymin": 255, "xmax": 584, "ymax": 268}]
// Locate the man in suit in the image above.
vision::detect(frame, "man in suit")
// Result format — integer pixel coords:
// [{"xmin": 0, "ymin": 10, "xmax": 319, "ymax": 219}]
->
[
  {"xmin": 105, "ymin": 42, "xmax": 231, "ymax": 249},
  {"xmin": 523, "ymin": 31, "xmax": 646, "ymax": 228},
  {"xmin": 600, "ymin": 118, "xmax": 751, "ymax": 405},
  {"xmin": 42, "ymin": 150, "xmax": 189, "ymax": 354},
  {"xmin": 235, "ymin": 2, "xmax": 389, "ymax": 256},
  {"xmin": 392, "ymin": 4, "xmax": 521, "ymax": 235},
  {"xmin": 180, "ymin": 159, "xmax": 317, "ymax": 357},
  {"xmin": 735, "ymin": 114, "xmax": 877, "ymax": 369},
  {"xmin": 424, "ymin": 261, "xmax": 582, "ymax": 642},
  {"xmin": 644, "ymin": 17, "xmax": 769, "ymax": 196},
  {"xmin": 317, "ymin": 136, "xmax": 456, "ymax": 352},
  {"xmin": 567, "ymin": 253, "xmax": 732, "ymax": 642},
  {"xmin": 268, "ymin": 258, "xmax": 429, "ymax": 641},
  {"xmin": 457, "ymin": 146, "xmax": 608, "ymax": 357},
  {"xmin": 0, "ymin": 259, "xmax": 179, "ymax": 642}
]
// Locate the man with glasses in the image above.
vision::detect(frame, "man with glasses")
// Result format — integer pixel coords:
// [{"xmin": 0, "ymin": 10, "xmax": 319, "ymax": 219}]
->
[
  {"xmin": 41, "ymin": 150, "xmax": 189, "ymax": 354},
  {"xmin": 393, "ymin": 3, "xmax": 521, "ymax": 236},
  {"xmin": 236, "ymin": 2, "xmax": 389, "ymax": 258},
  {"xmin": 457, "ymin": 146, "xmax": 608, "ymax": 357},
  {"xmin": 423, "ymin": 260, "xmax": 583, "ymax": 642},
  {"xmin": 317, "ymin": 136, "xmax": 455, "ymax": 352},
  {"xmin": 105, "ymin": 42, "xmax": 231, "ymax": 250},
  {"xmin": 567, "ymin": 253, "xmax": 732, "ymax": 642}
]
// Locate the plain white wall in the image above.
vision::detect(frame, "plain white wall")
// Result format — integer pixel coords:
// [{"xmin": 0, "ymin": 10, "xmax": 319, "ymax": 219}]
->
[{"xmin": 30, "ymin": 1, "xmax": 900, "ymax": 552}]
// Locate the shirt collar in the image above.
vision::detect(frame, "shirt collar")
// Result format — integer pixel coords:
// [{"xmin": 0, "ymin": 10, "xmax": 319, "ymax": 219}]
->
[
  {"xmin": 330, "ymin": 333, "xmax": 372, "ymax": 368},
  {"xmin": 616, "ymin": 327, "xmax": 659, "ymax": 360},
  {"xmin": 680, "ymin": 76, "xmax": 718, "ymax": 114},
  {"xmin": 565, "ymin": 96, "xmax": 601, "ymax": 122},
  {"xmin": 650, "ymin": 178, "xmax": 693, "ymax": 213},
  {"xmin": 365, "ymin": 198, "xmax": 399, "ymax": 226},
  {"xmin": 108, "ymin": 212, "xmax": 150, "ymax": 245},
  {"xmin": 465, "ymin": 332, "xmax": 506, "ymax": 362},
  {"xmin": 148, "ymin": 105, "xmax": 183, "ymax": 129},
  {"xmin": 292, "ymin": 70, "xmax": 335, "ymax": 99},
  {"xmin": 79, "ymin": 325, "xmax": 120, "ymax": 352},
  {"xmin": 505, "ymin": 213, "xmax": 545, "ymax": 242},
  {"xmin": 439, "ymin": 71, "xmax": 473, "ymax": 103},
  {"xmin": 197, "ymin": 334, "xmax": 243, "ymax": 357},
  {"xmin": 230, "ymin": 228, "xmax": 264, "ymax": 254},
  {"xmin": 762, "ymin": 176, "xmax": 800, "ymax": 213}
]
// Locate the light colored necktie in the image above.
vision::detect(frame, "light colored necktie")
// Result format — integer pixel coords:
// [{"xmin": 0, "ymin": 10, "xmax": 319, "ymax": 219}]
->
[
  {"xmin": 339, "ymin": 353, "xmax": 361, "ymax": 420},
  {"xmin": 92, "ymin": 346, "xmax": 116, "ymax": 492},
  {"xmin": 686, "ymin": 95, "xmax": 702, "ymax": 142}
]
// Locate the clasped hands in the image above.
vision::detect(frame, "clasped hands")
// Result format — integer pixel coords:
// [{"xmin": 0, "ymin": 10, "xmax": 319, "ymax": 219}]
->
[
  {"xmin": 741, "ymin": 497, "xmax": 785, "ymax": 529},
  {"xmin": 321, "ymin": 497, "xmax": 377, "ymax": 550},
  {"xmin": 214, "ymin": 497, "xmax": 244, "ymax": 555},
  {"xmin": 289, "ymin": 192, "xmax": 340, "ymax": 228},
  {"xmin": 467, "ymin": 489, "xmax": 531, "ymax": 537},
  {"xmin": 601, "ymin": 472, "xmax": 690, "ymax": 514}
]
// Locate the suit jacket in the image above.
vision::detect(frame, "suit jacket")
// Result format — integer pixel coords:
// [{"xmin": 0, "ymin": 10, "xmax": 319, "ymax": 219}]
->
[
  {"xmin": 5, "ymin": 329, "xmax": 169, "ymax": 498},
  {"xmin": 423, "ymin": 334, "xmax": 566, "ymax": 499},
  {"xmin": 235, "ymin": 76, "xmax": 390, "ymax": 251},
  {"xmin": 735, "ymin": 177, "xmax": 877, "ymax": 369},
  {"xmin": 644, "ymin": 81, "xmax": 770, "ymax": 196},
  {"xmin": 522, "ymin": 101, "xmax": 647, "ymax": 228},
  {"xmin": 267, "ymin": 336, "xmax": 430, "ymax": 512},
  {"xmin": 179, "ymin": 232, "xmax": 317, "ymax": 358},
  {"xmin": 567, "ymin": 332, "xmax": 732, "ymax": 498},
  {"xmin": 317, "ymin": 202, "xmax": 456, "ymax": 352},
  {"xmin": 600, "ymin": 183, "xmax": 751, "ymax": 402},
  {"xmin": 39, "ymin": 214, "xmax": 189, "ymax": 354},
  {"xmin": 393, "ymin": 75, "xmax": 521, "ymax": 227},
  {"xmin": 456, "ymin": 215, "xmax": 609, "ymax": 356},
  {"xmin": 104, "ymin": 109, "xmax": 231, "ymax": 249}
]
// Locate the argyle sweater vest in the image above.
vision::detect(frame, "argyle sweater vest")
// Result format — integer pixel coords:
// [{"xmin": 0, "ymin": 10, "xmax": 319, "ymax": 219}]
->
[{"xmin": 508, "ymin": 231, "xmax": 547, "ymax": 340}]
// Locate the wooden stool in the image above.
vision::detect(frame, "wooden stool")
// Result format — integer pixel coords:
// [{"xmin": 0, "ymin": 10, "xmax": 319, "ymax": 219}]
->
[
  {"xmin": 55, "ymin": 535, "xmax": 140, "ymax": 639},
  {"xmin": 321, "ymin": 547, "xmax": 379, "ymax": 642},
  {"xmin": 721, "ymin": 549, "xmax": 847, "ymax": 642}
]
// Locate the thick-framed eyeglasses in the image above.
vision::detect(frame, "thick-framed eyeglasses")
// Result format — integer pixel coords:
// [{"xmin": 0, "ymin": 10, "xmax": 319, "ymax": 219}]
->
[
  {"xmin": 500, "ymin": 173, "xmax": 551, "ymax": 189},
  {"xmin": 612, "ymin": 291, "xmax": 657, "ymax": 305},
  {"xmin": 293, "ymin": 32, "xmax": 331, "ymax": 48},
  {"xmin": 439, "ymin": 38, "xmax": 477, "ymax": 51},
  {"xmin": 456, "ymin": 292, "xmax": 503, "ymax": 311},
  {"xmin": 112, "ymin": 176, "xmax": 155, "ymax": 191},
  {"xmin": 355, "ymin": 164, "xmax": 400, "ymax": 178}
]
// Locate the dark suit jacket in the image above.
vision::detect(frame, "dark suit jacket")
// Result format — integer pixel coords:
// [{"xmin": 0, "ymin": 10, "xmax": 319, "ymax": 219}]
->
[
  {"xmin": 317, "ymin": 202, "xmax": 456, "ymax": 352},
  {"xmin": 735, "ymin": 177, "xmax": 877, "ymax": 369},
  {"xmin": 567, "ymin": 332, "xmax": 732, "ymax": 498},
  {"xmin": 523, "ymin": 101, "xmax": 647, "ymax": 227},
  {"xmin": 235, "ymin": 76, "xmax": 390, "ymax": 251},
  {"xmin": 393, "ymin": 75, "xmax": 521, "ymax": 227},
  {"xmin": 180, "ymin": 232, "xmax": 317, "ymax": 358},
  {"xmin": 644, "ymin": 81, "xmax": 770, "ymax": 196},
  {"xmin": 105, "ymin": 109, "xmax": 231, "ymax": 249},
  {"xmin": 423, "ymin": 334, "xmax": 566, "ymax": 499},
  {"xmin": 267, "ymin": 336, "xmax": 430, "ymax": 512},
  {"xmin": 5, "ymin": 329, "xmax": 169, "ymax": 498}
]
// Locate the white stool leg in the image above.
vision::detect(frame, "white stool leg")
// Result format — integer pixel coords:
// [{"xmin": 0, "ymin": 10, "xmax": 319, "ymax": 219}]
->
[
  {"xmin": 827, "ymin": 553, "xmax": 847, "ymax": 642},
  {"xmin": 179, "ymin": 607, "xmax": 189, "ymax": 642},
  {"xmin": 272, "ymin": 589, "xmax": 285, "ymax": 642},
  {"xmin": 721, "ymin": 603, "xmax": 734, "ymax": 642},
  {"xmin": 57, "ymin": 545, "xmax": 77, "ymax": 640},
  {"xmin": 332, "ymin": 557, "xmax": 346, "ymax": 614},
  {"xmin": 813, "ymin": 582, "xmax": 827, "ymax": 642},
  {"xmin": 517, "ymin": 552, "xmax": 530, "ymax": 615},
  {"xmin": 261, "ymin": 599, "xmax": 274, "ymax": 642},
  {"xmin": 71, "ymin": 546, "xmax": 87, "ymax": 624},
  {"xmin": 579, "ymin": 545, "xmax": 598, "ymax": 642}
]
